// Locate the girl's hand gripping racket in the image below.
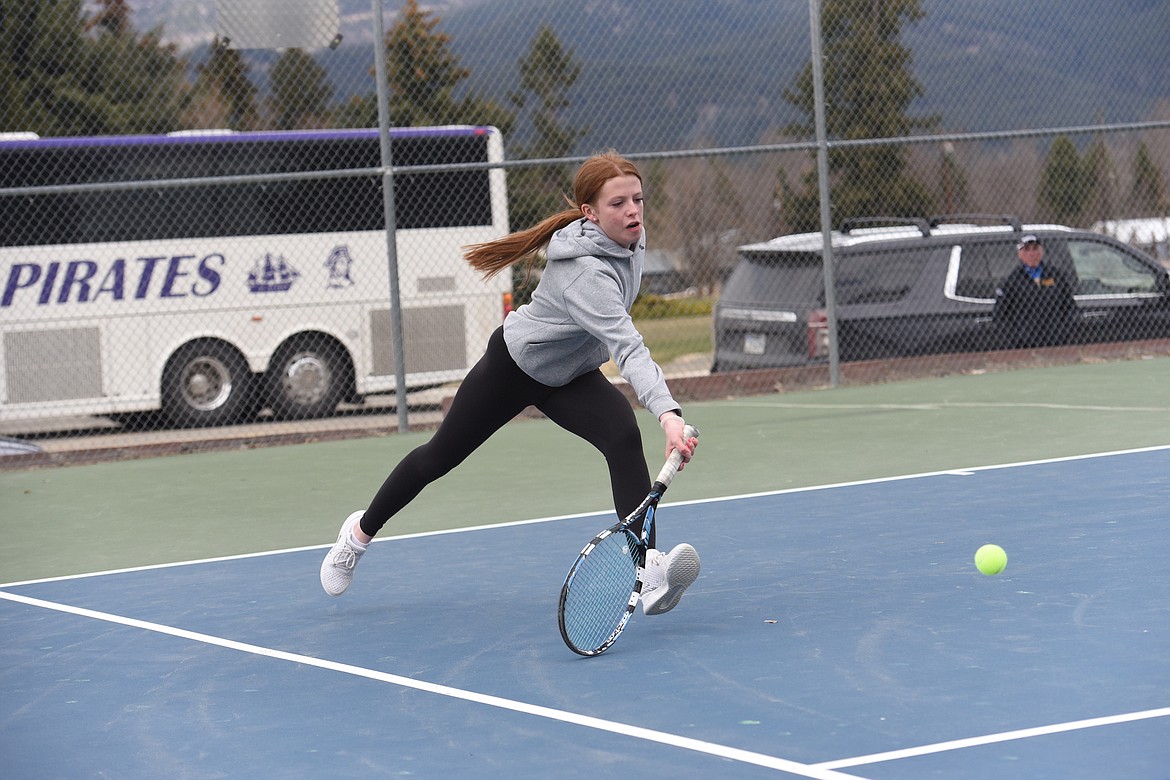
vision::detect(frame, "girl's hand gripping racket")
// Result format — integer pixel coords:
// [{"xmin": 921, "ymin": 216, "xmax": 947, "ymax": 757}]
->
[{"xmin": 557, "ymin": 424, "xmax": 699, "ymax": 656}]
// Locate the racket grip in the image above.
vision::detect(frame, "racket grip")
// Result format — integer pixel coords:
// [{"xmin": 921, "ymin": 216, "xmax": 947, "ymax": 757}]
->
[{"xmin": 655, "ymin": 424, "xmax": 699, "ymax": 487}]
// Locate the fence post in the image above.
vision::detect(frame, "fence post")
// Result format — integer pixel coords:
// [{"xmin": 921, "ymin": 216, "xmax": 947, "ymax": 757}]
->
[
  {"xmin": 371, "ymin": 0, "xmax": 410, "ymax": 433},
  {"xmin": 807, "ymin": 0, "xmax": 840, "ymax": 387}
]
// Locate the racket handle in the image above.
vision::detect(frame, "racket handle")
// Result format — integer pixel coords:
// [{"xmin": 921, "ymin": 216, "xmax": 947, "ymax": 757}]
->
[{"xmin": 654, "ymin": 424, "xmax": 699, "ymax": 488}]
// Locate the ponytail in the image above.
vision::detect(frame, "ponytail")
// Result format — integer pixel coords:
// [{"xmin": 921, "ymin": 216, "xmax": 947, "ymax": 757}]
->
[
  {"xmin": 464, "ymin": 205, "xmax": 579, "ymax": 279},
  {"xmin": 463, "ymin": 150, "xmax": 642, "ymax": 280}
]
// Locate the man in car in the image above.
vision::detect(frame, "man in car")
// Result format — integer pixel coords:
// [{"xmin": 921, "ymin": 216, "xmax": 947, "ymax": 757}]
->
[{"xmin": 994, "ymin": 234, "xmax": 1078, "ymax": 348}]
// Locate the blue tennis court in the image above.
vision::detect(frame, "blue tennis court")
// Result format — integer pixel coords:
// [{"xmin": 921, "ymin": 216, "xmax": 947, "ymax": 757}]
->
[{"xmin": 3, "ymin": 445, "xmax": 1167, "ymax": 778}]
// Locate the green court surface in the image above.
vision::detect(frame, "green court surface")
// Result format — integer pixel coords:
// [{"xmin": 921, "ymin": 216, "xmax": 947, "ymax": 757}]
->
[{"xmin": 4, "ymin": 357, "xmax": 1170, "ymax": 584}]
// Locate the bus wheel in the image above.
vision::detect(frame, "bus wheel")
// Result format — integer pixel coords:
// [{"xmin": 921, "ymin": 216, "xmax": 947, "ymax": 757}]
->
[
  {"xmin": 266, "ymin": 338, "xmax": 346, "ymax": 420},
  {"xmin": 162, "ymin": 341, "xmax": 253, "ymax": 428}
]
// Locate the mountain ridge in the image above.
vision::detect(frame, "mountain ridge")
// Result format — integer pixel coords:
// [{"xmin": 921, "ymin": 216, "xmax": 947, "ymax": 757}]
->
[{"xmin": 119, "ymin": 0, "xmax": 1170, "ymax": 152}]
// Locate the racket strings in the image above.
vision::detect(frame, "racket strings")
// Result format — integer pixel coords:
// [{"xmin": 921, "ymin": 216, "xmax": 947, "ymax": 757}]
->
[{"xmin": 561, "ymin": 530, "xmax": 640, "ymax": 652}]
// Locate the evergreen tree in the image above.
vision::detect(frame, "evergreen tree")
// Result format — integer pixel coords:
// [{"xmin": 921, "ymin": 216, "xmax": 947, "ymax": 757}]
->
[
  {"xmin": 1081, "ymin": 137, "xmax": 1117, "ymax": 225},
  {"xmin": 336, "ymin": 0, "xmax": 512, "ymax": 132},
  {"xmin": 503, "ymin": 25, "xmax": 588, "ymax": 304},
  {"xmin": 270, "ymin": 49, "xmax": 333, "ymax": 130},
  {"xmin": 0, "ymin": 0, "xmax": 76, "ymax": 133},
  {"xmin": 385, "ymin": 0, "xmax": 467, "ymax": 126},
  {"xmin": 1037, "ymin": 135, "xmax": 1090, "ymax": 225},
  {"xmin": 187, "ymin": 38, "xmax": 261, "ymax": 131},
  {"xmin": 782, "ymin": 0, "xmax": 936, "ymax": 231},
  {"xmin": 512, "ymin": 26, "xmax": 587, "ymax": 160},
  {"xmin": 81, "ymin": 0, "xmax": 188, "ymax": 135},
  {"xmin": 1129, "ymin": 142, "xmax": 1167, "ymax": 216},
  {"xmin": 0, "ymin": 0, "xmax": 186, "ymax": 136},
  {"xmin": 507, "ymin": 26, "xmax": 588, "ymax": 232},
  {"xmin": 778, "ymin": 167, "xmax": 822, "ymax": 235},
  {"xmin": 386, "ymin": 0, "xmax": 511, "ymax": 129}
]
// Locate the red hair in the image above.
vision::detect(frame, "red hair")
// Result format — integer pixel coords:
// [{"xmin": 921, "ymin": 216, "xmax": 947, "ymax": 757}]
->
[{"xmin": 465, "ymin": 151, "xmax": 642, "ymax": 278}]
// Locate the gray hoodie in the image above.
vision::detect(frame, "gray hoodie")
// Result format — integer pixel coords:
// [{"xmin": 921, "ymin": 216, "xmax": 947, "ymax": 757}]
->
[{"xmin": 503, "ymin": 218, "xmax": 680, "ymax": 419}]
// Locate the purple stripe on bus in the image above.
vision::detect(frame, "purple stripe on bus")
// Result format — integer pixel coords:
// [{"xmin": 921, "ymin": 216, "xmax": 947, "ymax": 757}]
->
[{"xmin": 0, "ymin": 126, "xmax": 493, "ymax": 150}]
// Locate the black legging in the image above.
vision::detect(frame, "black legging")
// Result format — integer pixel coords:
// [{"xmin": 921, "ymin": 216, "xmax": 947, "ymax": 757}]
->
[{"xmin": 359, "ymin": 327, "xmax": 653, "ymax": 542}]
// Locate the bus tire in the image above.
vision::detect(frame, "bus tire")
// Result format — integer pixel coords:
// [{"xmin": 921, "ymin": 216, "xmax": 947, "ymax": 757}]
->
[
  {"xmin": 266, "ymin": 336, "xmax": 348, "ymax": 420},
  {"xmin": 161, "ymin": 341, "xmax": 253, "ymax": 428}
]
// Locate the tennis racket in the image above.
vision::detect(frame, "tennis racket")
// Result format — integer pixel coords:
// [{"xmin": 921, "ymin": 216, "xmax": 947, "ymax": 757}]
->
[{"xmin": 557, "ymin": 424, "xmax": 699, "ymax": 656}]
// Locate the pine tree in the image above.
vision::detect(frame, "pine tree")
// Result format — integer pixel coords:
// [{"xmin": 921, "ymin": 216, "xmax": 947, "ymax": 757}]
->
[
  {"xmin": 0, "ymin": 1, "xmax": 70, "ymax": 133},
  {"xmin": 82, "ymin": 0, "xmax": 188, "ymax": 135},
  {"xmin": 1081, "ymin": 137, "xmax": 1117, "ymax": 225},
  {"xmin": 507, "ymin": 26, "xmax": 588, "ymax": 232},
  {"xmin": 1129, "ymin": 142, "xmax": 1167, "ymax": 216},
  {"xmin": 1037, "ymin": 135, "xmax": 1090, "ymax": 225},
  {"xmin": 500, "ymin": 26, "xmax": 590, "ymax": 304},
  {"xmin": 188, "ymin": 39, "xmax": 261, "ymax": 131},
  {"xmin": 336, "ymin": 0, "xmax": 512, "ymax": 132},
  {"xmin": 385, "ymin": 0, "xmax": 467, "ymax": 126},
  {"xmin": 782, "ymin": 0, "xmax": 937, "ymax": 231},
  {"xmin": 512, "ymin": 26, "xmax": 587, "ymax": 160},
  {"xmin": 0, "ymin": 0, "xmax": 186, "ymax": 136},
  {"xmin": 385, "ymin": 0, "xmax": 511, "ymax": 130},
  {"xmin": 270, "ymin": 49, "xmax": 333, "ymax": 130}
]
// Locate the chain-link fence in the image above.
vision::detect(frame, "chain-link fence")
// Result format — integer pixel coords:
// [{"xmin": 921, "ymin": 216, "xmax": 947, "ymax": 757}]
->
[{"xmin": 2, "ymin": 0, "xmax": 1169, "ymax": 461}]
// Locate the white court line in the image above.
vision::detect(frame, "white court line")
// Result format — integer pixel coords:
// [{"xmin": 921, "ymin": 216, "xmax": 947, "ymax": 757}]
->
[
  {"xmin": 5, "ymin": 442, "xmax": 1170, "ymax": 590},
  {"xmin": 0, "ymin": 590, "xmax": 865, "ymax": 780},
  {"xmin": 699, "ymin": 400, "xmax": 1170, "ymax": 413},
  {"xmin": 0, "ymin": 509, "xmax": 603, "ymax": 589},
  {"xmin": 814, "ymin": 707, "xmax": 1170, "ymax": 770}
]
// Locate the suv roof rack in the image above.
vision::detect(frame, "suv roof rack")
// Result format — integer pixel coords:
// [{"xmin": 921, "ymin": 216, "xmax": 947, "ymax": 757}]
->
[
  {"xmin": 929, "ymin": 213, "xmax": 1022, "ymax": 232},
  {"xmin": 839, "ymin": 216, "xmax": 931, "ymax": 237}
]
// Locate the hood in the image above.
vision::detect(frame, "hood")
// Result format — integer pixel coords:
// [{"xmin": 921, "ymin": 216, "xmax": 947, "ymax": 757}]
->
[{"xmin": 546, "ymin": 218, "xmax": 642, "ymax": 262}]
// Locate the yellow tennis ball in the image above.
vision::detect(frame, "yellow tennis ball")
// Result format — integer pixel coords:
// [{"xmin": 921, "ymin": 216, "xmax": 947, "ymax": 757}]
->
[{"xmin": 974, "ymin": 544, "xmax": 1008, "ymax": 575}]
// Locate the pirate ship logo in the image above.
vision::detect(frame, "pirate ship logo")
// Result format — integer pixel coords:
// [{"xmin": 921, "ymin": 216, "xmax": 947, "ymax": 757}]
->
[{"xmin": 247, "ymin": 253, "xmax": 300, "ymax": 293}]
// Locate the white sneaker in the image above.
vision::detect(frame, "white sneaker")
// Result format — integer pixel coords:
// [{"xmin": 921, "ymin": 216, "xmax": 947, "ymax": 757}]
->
[
  {"xmin": 319, "ymin": 511, "xmax": 368, "ymax": 596},
  {"xmin": 640, "ymin": 543, "xmax": 700, "ymax": 615}
]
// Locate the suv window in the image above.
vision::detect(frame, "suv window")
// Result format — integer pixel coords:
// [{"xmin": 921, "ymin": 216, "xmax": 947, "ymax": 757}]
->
[
  {"xmin": 834, "ymin": 246, "xmax": 933, "ymax": 305},
  {"xmin": 722, "ymin": 250, "xmax": 826, "ymax": 306},
  {"xmin": 1068, "ymin": 240, "xmax": 1160, "ymax": 295},
  {"xmin": 953, "ymin": 240, "xmax": 1017, "ymax": 300}
]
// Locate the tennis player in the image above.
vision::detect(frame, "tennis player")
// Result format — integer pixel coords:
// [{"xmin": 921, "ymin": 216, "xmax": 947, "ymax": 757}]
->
[{"xmin": 320, "ymin": 151, "xmax": 700, "ymax": 616}]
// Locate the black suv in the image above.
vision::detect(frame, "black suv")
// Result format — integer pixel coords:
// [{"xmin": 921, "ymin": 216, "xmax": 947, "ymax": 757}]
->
[{"xmin": 712, "ymin": 215, "xmax": 1170, "ymax": 371}]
